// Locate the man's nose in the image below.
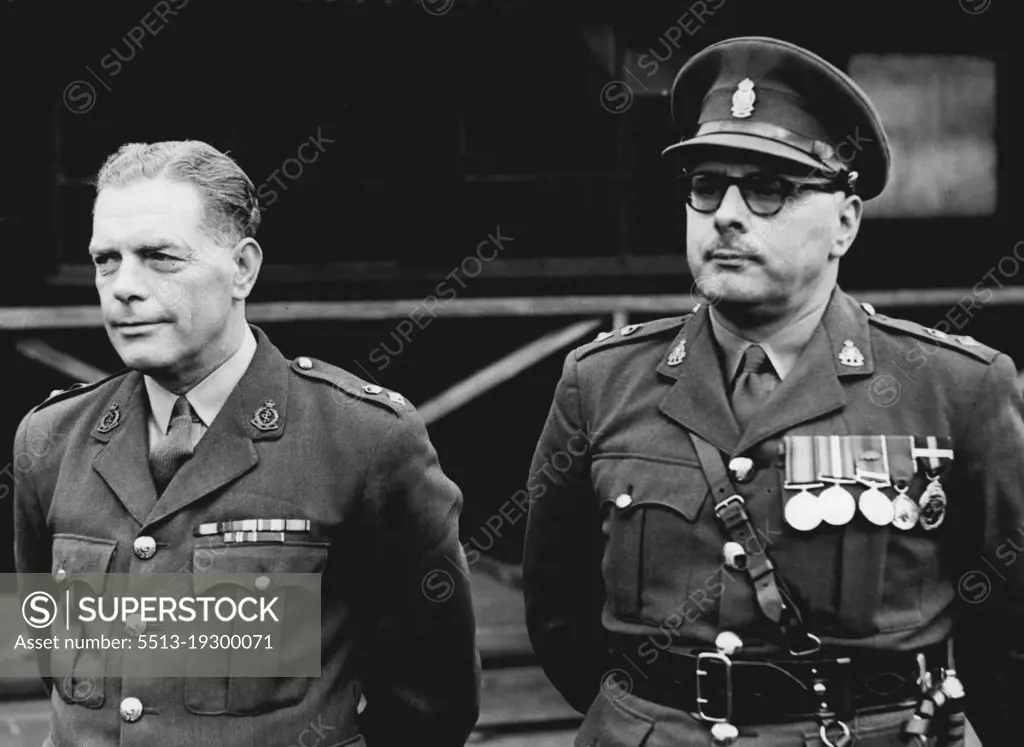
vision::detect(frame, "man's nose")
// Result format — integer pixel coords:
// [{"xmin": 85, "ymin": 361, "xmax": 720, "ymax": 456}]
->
[
  {"xmin": 713, "ymin": 184, "xmax": 750, "ymax": 231},
  {"xmin": 109, "ymin": 257, "xmax": 151, "ymax": 303}
]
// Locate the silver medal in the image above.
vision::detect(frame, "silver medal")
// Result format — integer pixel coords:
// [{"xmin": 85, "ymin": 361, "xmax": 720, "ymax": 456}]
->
[
  {"xmin": 820, "ymin": 483, "xmax": 856, "ymax": 526},
  {"xmin": 918, "ymin": 480, "xmax": 947, "ymax": 530},
  {"xmin": 785, "ymin": 489, "xmax": 822, "ymax": 531},
  {"xmin": 892, "ymin": 491, "xmax": 920, "ymax": 530},
  {"xmin": 858, "ymin": 485, "xmax": 895, "ymax": 526}
]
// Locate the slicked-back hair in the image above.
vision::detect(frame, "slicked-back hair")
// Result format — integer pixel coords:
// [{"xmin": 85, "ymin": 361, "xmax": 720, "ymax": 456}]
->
[{"xmin": 95, "ymin": 140, "xmax": 261, "ymax": 247}]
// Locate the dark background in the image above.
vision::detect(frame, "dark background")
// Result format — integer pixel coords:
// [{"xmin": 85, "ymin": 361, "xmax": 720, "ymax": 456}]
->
[{"xmin": 0, "ymin": 0, "xmax": 1016, "ymax": 572}]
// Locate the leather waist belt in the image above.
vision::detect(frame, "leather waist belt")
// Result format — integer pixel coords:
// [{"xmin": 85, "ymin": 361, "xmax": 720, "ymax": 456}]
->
[{"xmin": 613, "ymin": 642, "xmax": 947, "ymax": 725}]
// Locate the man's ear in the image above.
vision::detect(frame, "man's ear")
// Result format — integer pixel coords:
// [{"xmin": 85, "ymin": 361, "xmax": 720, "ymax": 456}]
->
[
  {"xmin": 830, "ymin": 193, "xmax": 863, "ymax": 259},
  {"xmin": 231, "ymin": 238, "xmax": 263, "ymax": 300}
]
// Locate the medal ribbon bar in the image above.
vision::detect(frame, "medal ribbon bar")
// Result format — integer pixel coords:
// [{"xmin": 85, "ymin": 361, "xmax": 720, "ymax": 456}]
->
[
  {"xmin": 853, "ymin": 435, "xmax": 890, "ymax": 486},
  {"xmin": 913, "ymin": 436, "xmax": 953, "ymax": 477},
  {"xmin": 784, "ymin": 435, "xmax": 821, "ymax": 489},
  {"xmin": 815, "ymin": 435, "xmax": 857, "ymax": 484},
  {"xmin": 784, "ymin": 436, "xmax": 825, "ymax": 531},
  {"xmin": 888, "ymin": 436, "xmax": 916, "ymax": 482},
  {"xmin": 854, "ymin": 435, "xmax": 894, "ymax": 526},
  {"xmin": 888, "ymin": 436, "xmax": 920, "ymax": 530}
]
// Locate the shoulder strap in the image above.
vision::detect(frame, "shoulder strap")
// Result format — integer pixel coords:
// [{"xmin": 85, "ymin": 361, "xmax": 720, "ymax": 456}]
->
[{"xmin": 689, "ymin": 433, "xmax": 820, "ymax": 656}]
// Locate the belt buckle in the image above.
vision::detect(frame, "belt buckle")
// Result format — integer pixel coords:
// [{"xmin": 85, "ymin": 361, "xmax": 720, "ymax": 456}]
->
[
  {"xmin": 695, "ymin": 651, "xmax": 733, "ymax": 723},
  {"xmin": 713, "ymin": 494, "xmax": 746, "ymax": 522}
]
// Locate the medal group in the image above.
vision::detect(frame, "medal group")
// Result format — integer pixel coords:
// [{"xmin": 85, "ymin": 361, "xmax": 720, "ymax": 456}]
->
[{"xmin": 782, "ymin": 435, "xmax": 951, "ymax": 532}]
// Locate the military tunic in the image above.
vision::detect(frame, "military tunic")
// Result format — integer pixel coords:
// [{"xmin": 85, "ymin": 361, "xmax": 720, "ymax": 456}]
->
[
  {"xmin": 523, "ymin": 289, "xmax": 1023, "ymax": 745},
  {"xmin": 13, "ymin": 325, "xmax": 481, "ymax": 747}
]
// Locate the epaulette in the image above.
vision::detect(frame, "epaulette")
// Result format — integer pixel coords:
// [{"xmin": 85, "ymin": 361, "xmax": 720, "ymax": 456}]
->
[
  {"xmin": 864, "ymin": 307, "xmax": 1000, "ymax": 365},
  {"xmin": 32, "ymin": 369, "xmax": 129, "ymax": 414},
  {"xmin": 576, "ymin": 316, "xmax": 688, "ymax": 362},
  {"xmin": 290, "ymin": 356, "xmax": 411, "ymax": 416}
]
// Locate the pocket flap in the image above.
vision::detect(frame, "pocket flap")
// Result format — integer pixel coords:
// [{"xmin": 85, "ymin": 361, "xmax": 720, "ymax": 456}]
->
[
  {"xmin": 598, "ymin": 457, "xmax": 710, "ymax": 522},
  {"xmin": 192, "ymin": 543, "xmax": 329, "ymax": 595},
  {"xmin": 52, "ymin": 534, "xmax": 117, "ymax": 590}
]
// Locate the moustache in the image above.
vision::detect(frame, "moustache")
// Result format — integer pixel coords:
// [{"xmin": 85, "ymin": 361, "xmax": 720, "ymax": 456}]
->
[{"xmin": 705, "ymin": 243, "xmax": 762, "ymax": 261}]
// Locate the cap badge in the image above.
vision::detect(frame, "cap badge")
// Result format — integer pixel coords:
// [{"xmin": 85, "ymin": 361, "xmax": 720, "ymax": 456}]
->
[
  {"xmin": 251, "ymin": 400, "xmax": 280, "ymax": 431},
  {"xmin": 731, "ymin": 78, "xmax": 756, "ymax": 118},
  {"xmin": 838, "ymin": 339, "xmax": 865, "ymax": 367}
]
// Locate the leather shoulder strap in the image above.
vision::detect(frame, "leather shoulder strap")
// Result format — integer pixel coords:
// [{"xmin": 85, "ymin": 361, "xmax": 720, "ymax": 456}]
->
[{"xmin": 689, "ymin": 433, "xmax": 820, "ymax": 656}]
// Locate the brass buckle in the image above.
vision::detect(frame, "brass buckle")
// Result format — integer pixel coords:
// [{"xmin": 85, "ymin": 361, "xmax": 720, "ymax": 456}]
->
[
  {"xmin": 713, "ymin": 494, "xmax": 746, "ymax": 521},
  {"xmin": 695, "ymin": 651, "xmax": 733, "ymax": 723},
  {"xmin": 819, "ymin": 719, "xmax": 852, "ymax": 747}
]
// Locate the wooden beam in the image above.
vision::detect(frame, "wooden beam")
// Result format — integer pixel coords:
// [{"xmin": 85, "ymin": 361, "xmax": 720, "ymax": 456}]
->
[
  {"xmin": 418, "ymin": 320, "xmax": 602, "ymax": 425},
  {"xmin": 49, "ymin": 255, "xmax": 692, "ymax": 286},
  {"xmin": 15, "ymin": 339, "xmax": 110, "ymax": 382},
  {"xmin": 5, "ymin": 286, "xmax": 1024, "ymax": 330}
]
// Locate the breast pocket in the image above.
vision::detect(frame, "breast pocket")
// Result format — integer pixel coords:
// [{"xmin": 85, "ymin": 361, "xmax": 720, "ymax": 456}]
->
[
  {"xmin": 595, "ymin": 457, "xmax": 722, "ymax": 626},
  {"xmin": 184, "ymin": 542, "xmax": 328, "ymax": 716},
  {"xmin": 50, "ymin": 534, "xmax": 117, "ymax": 709}
]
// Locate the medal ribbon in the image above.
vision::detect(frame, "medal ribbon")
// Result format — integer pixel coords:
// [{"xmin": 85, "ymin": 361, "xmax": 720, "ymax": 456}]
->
[
  {"xmin": 887, "ymin": 436, "xmax": 916, "ymax": 490},
  {"xmin": 785, "ymin": 435, "xmax": 818, "ymax": 486},
  {"xmin": 815, "ymin": 435, "xmax": 856, "ymax": 483},
  {"xmin": 913, "ymin": 436, "xmax": 953, "ymax": 479},
  {"xmin": 853, "ymin": 435, "xmax": 890, "ymax": 485}
]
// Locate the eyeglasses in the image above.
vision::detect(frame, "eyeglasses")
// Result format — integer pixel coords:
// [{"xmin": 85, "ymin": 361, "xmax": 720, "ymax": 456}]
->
[{"xmin": 678, "ymin": 172, "xmax": 854, "ymax": 217}]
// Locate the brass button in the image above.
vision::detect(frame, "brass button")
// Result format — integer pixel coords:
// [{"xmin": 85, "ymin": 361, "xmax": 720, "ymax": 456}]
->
[
  {"xmin": 722, "ymin": 542, "xmax": 747, "ymax": 571},
  {"xmin": 614, "ymin": 493, "xmax": 632, "ymax": 509},
  {"xmin": 728, "ymin": 456, "xmax": 754, "ymax": 483},
  {"xmin": 133, "ymin": 536, "xmax": 157, "ymax": 560},
  {"xmin": 124, "ymin": 615, "xmax": 146, "ymax": 636},
  {"xmin": 255, "ymin": 575, "xmax": 271, "ymax": 591},
  {"xmin": 715, "ymin": 631, "xmax": 743, "ymax": 655},
  {"xmin": 620, "ymin": 324, "xmax": 641, "ymax": 336},
  {"xmin": 55, "ymin": 565, "xmax": 67, "ymax": 583},
  {"xmin": 363, "ymin": 385, "xmax": 383, "ymax": 395},
  {"xmin": 119, "ymin": 697, "xmax": 143, "ymax": 723},
  {"xmin": 296, "ymin": 356, "xmax": 313, "ymax": 370},
  {"xmin": 711, "ymin": 722, "xmax": 739, "ymax": 744}
]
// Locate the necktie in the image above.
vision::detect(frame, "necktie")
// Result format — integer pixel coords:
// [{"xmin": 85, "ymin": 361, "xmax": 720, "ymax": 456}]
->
[
  {"xmin": 150, "ymin": 395, "xmax": 199, "ymax": 495},
  {"xmin": 729, "ymin": 344, "xmax": 780, "ymax": 429}
]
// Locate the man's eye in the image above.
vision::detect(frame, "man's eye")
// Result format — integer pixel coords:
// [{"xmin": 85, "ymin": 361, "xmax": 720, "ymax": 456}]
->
[
  {"xmin": 745, "ymin": 179, "xmax": 784, "ymax": 198},
  {"xmin": 690, "ymin": 176, "xmax": 723, "ymax": 196}
]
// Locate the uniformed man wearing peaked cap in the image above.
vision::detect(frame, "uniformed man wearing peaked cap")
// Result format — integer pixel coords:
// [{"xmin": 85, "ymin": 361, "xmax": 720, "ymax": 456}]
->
[
  {"xmin": 12, "ymin": 141, "xmax": 480, "ymax": 746},
  {"xmin": 525, "ymin": 37, "xmax": 1014, "ymax": 746}
]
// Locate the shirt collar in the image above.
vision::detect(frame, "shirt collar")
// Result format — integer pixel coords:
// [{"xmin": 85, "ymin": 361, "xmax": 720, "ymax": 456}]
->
[
  {"xmin": 144, "ymin": 325, "xmax": 258, "ymax": 434},
  {"xmin": 710, "ymin": 295, "xmax": 830, "ymax": 382}
]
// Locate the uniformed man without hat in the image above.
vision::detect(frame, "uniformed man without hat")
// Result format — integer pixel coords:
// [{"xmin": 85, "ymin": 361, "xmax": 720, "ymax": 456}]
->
[
  {"xmin": 524, "ymin": 36, "xmax": 1019, "ymax": 746},
  {"xmin": 12, "ymin": 141, "xmax": 481, "ymax": 746}
]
